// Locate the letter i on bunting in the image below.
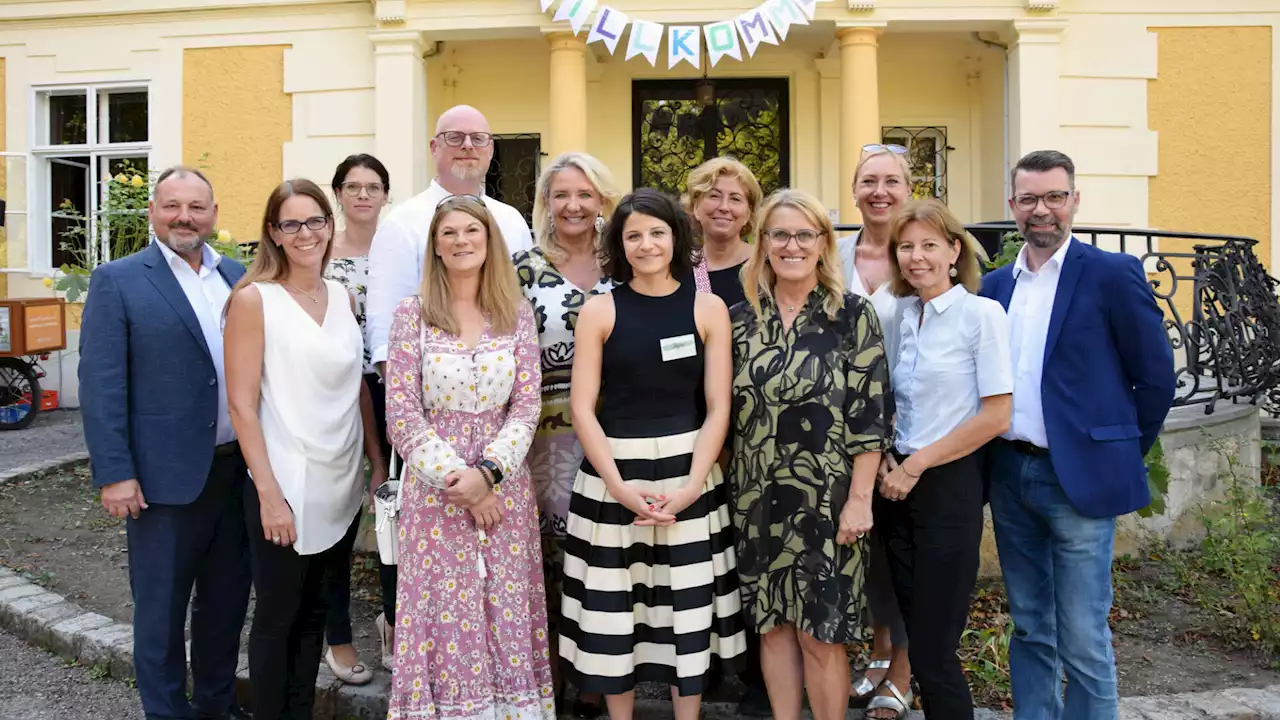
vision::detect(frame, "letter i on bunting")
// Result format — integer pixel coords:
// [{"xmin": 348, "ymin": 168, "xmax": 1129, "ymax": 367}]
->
[
  {"xmin": 587, "ymin": 6, "xmax": 630, "ymax": 55},
  {"xmin": 553, "ymin": 0, "xmax": 598, "ymax": 34},
  {"xmin": 626, "ymin": 19, "xmax": 664, "ymax": 65},
  {"xmin": 703, "ymin": 21, "xmax": 742, "ymax": 66},
  {"xmin": 736, "ymin": 6, "xmax": 780, "ymax": 57},
  {"xmin": 667, "ymin": 26, "xmax": 700, "ymax": 69},
  {"xmin": 763, "ymin": 0, "xmax": 809, "ymax": 41}
]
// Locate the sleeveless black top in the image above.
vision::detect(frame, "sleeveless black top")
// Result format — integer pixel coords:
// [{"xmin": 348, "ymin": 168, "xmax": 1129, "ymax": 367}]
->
[{"xmin": 598, "ymin": 280, "xmax": 704, "ymax": 437}]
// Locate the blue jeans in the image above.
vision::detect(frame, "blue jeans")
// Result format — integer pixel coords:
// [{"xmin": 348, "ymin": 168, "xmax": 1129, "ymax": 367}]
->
[{"xmin": 989, "ymin": 442, "xmax": 1119, "ymax": 720}]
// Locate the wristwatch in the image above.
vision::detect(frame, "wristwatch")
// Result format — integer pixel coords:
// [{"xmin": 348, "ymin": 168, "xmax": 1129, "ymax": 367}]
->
[{"xmin": 477, "ymin": 459, "xmax": 504, "ymax": 489}]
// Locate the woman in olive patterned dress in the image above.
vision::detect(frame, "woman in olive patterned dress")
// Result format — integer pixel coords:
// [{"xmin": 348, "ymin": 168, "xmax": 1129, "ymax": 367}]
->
[{"xmin": 729, "ymin": 189, "xmax": 892, "ymax": 720}]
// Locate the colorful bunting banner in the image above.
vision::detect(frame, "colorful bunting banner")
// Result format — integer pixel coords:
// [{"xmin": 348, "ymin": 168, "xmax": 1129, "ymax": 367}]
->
[{"xmin": 542, "ymin": 0, "xmax": 821, "ymax": 67}]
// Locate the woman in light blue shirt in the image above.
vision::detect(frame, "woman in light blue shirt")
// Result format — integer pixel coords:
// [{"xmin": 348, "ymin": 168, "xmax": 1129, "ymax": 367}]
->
[{"xmin": 875, "ymin": 198, "xmax": 1012, "ymax": 720}]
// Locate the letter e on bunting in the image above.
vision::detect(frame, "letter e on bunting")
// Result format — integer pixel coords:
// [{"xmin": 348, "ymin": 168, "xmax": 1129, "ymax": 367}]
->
[
  {"xmin": 736, "ymin": 7, "xmax": 779, "ymax": 57},
  {"xmin": 587, "ymin": 6, "xmax": 630, "ymax": 55}
]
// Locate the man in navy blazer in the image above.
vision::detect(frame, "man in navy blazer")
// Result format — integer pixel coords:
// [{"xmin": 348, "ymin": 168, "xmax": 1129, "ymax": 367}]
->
[
  {"xmin": 79, "ymin": 167, "xmax": 250, "ymax": 720},
  {"xmin": 980, "ymin": 151, "xmax": 1175, "ymax": 719}
]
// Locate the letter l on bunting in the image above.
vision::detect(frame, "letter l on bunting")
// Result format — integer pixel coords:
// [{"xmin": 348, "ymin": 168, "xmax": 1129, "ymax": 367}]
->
[{"xmin": 587, "ymin": 6, "xmax": 630, "ymax": 54}]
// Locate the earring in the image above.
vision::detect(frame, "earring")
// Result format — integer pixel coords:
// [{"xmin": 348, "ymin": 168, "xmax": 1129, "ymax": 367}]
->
[
  {"xmin": 949, "ymin": 266, "xmax": 958, "ymax": 278},
  {"xmin": 594, "ymin": 215, "xmax": 605, "ymax": 234},
  {"xmin": 818, "ymin": 258, "xmax": 824, "ymax": 267}
]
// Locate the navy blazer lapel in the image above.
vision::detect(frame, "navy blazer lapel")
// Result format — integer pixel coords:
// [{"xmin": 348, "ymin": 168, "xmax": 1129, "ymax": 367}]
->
[
  {"xmin": 216, "ymin": 256, "xmax": 246, "ymax": 290},
  {"xmin": 142, "ymin": 242, "xmax": 213, "ymax": 360},
  {"xmin": 996, "ymin": 270, "xmax": 1014, "ymax": 310},
  {"xmin": 1043, "ymin": 240, "xmax": 1086, "ymax": 364}
]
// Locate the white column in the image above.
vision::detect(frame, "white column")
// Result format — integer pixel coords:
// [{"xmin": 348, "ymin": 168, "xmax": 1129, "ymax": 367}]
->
[
  {"xmin": 1007, "ymin": 19, "xmax": 1066, "ymax": 165},
  {"xmin": 371, "ymin": 30, "xmax": 429, "ymax": 196}
]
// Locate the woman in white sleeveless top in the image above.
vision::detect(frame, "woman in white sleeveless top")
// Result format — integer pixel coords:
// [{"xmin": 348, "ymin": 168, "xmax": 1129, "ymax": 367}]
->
[{"xmin": 225, "ymin": 178, "xmax": 386, "ymax": 720}]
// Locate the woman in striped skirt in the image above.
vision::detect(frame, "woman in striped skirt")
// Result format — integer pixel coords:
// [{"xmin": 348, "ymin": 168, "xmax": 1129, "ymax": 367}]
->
[{"xmin": 562, "ymin": 189, "xmax": 747, "ymax": 720}]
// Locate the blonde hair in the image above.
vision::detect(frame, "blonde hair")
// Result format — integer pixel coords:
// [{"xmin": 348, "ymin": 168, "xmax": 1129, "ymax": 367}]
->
[
  {"xmin": 681, "ymin": 157, "xmax": 765, "ymax": 240},
  {"xmin": 419, "ymin": 196, "xmax": 523, "ymax": 335},
  {"xmin": 853, "ymin": 147, "xmax": 913, "ymax": 216},
  {"xmin": 887, "ymin": 198, "xmax": 988, "ymax": 298},
  {"xmin": 741, "ymin": 189, "xmax": 846, "ymax": 320},
  {"xmin": 234, "ymin": 178, "xmax": 334, "ymax": 294},
  {"xmin": 532, "ymin": 152, "xmax": 621, "ymax": 265}
]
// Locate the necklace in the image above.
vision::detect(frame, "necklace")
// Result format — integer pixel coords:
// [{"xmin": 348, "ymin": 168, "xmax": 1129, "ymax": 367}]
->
[{"xmin": 284, "ymin": 283, "xmax": 320, "ymax": 304}]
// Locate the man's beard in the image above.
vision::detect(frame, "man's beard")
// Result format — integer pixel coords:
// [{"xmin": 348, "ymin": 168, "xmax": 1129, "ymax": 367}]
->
[
  {"xmin": 449, "ymin": 159, "xmax": 485, "ymax": 182},
  {"xmin": 1022, "ymin": 214, "xmax": 1067, "ymax": 249},
  {"xmin": 162, "ymin": 226, "xmax": 210, "ymax": 254}
]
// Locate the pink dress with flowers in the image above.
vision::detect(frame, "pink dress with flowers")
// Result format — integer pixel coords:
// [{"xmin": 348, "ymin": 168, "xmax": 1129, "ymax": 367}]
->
[{"xmin": 385, "ymin": 296, "xmax": 554, "ymax": 720}]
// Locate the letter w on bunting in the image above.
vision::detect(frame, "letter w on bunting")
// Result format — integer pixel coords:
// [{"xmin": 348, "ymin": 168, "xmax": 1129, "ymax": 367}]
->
[{"xmin": 667, "ymin": 25, "xmax": 700, "ymax": 69}]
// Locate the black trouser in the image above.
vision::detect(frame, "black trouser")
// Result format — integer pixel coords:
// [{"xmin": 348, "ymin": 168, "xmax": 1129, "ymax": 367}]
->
[
  {"xmin": 875, "ymin": 451, "xmax": 984, "ymax": 720},
  {"xmin": 323, "ymin": 373, "xmax": 398, "ymax": 646},
  {"xmin": 246, "ymin": 482, "xmax": 362, "ymax": 720}
]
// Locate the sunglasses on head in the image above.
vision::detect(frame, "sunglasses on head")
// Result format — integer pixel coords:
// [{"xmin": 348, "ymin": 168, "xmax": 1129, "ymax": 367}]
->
[{"xmin": 862, "ymin": 144, "xmax": 908, "ymax": 155}]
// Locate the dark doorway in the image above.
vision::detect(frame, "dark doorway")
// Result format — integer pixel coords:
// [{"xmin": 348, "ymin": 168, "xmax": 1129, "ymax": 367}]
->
[
  {"xmin": 632, "ymin": 78, "xmax": 790, "ymax": 198},
  {"xmin": 485, "ymin": 133, "xmax": 542, "ymax": 225}
]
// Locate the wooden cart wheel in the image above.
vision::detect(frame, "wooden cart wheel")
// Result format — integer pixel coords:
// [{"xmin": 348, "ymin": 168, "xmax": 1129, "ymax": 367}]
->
[{"xmin": 0, "ymin": 357, "xmax": 41, "ymax": 431}]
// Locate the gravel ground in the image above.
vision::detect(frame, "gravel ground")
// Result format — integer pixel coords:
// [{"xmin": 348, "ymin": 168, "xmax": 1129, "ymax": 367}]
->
[
  {"xmin": 0, "ymin": 409, "xmax": 85, "ymax": 470},
  {"xmin": 0, "ymin": 628, "xmax": 141, "ymax": 720}
]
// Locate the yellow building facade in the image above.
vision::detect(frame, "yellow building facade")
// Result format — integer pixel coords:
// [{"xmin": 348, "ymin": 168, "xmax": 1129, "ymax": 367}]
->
[{"xmin": 0, "ymin": 0, "xmax": 1275, "ymax": 403}]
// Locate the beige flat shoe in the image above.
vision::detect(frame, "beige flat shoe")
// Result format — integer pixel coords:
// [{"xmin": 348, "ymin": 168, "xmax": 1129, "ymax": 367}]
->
[
  {"xmin": 325, "ymin": 646, "xmax": 373, "ymax": 686},
  {"xmin": 375, "ymin": 613, "xmax": 394, "ymax": 672}
]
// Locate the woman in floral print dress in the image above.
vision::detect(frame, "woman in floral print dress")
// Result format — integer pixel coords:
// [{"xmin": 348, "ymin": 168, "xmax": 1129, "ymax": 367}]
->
[
  {"xmin": 385, "ymin": 195, "xmax": 554, "ymax": 720},
  {"xmin": 513, "ymin": 152, "xmax": 619, "ymax": 717}
]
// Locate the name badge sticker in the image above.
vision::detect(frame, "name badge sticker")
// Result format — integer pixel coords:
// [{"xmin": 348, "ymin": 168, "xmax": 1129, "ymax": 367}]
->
[{"xmin": 659, "ymin": 334, "xmax": 697, "ymax": 362}]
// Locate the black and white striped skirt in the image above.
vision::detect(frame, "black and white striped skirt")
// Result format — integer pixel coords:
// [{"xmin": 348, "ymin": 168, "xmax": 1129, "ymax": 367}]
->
[{"xmin": 558, "ymin": 427, "xmax": 747, "ymax": 696}]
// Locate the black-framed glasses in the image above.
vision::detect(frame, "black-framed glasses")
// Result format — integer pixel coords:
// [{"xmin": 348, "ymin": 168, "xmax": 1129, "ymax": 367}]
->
[
  {"xmin": 340, "ymin": 182, "xmax": 386, "ymax": 198},
  {"xmin": 274, "ymin": 216, "xmax": 329, "ymax": 234},
  {"xmin": 1012, "ymin": 191, "xmax": 1073, "ymax": 212},
  {"xmin": 862, "ymin": 143, "xmax": 907, "ymax": 155},
  {"xmin": 434, "ymin": 131, "xmax": 493, "ymax": 148},
  {"xmin": 764, "ymin": 228, "xmax": 824, "ymax": 248},
  {"xmin": 436, "ymin": 194, "xmax": 485, "ymax": 210}
]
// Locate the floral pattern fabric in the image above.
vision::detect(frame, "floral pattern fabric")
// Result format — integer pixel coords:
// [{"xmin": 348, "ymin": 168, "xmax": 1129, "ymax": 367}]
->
[
  {"xmin": 324, "ymin": 254, "xmax": 374, "ymax": 374},
  {"xmin": 384, "ymin": 296, "xmax": 554, "ymax": 720},
  {"xmin": 728, "ymin": 287, "xmax": 893, "ymax": 644}
]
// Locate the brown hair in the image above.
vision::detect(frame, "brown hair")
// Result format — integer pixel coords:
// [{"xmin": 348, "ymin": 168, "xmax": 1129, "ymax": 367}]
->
[
  {"xmin": 887, "ymin": 198, "xmax": 988, "ymax": 298},
  {"xmin": 682, "ymin": 156, "xmax": 765, "ymax": 240},
  {"xmin": 741, "ymin": 189, "xmax": 845, "ymax": 320},
  {"xmin": 420, "ymin": 195, "xmax": 523, "ymax": 335},
  {"xmin": 234, "ymin": 178, "xmax": 334, "ymax": 293}
]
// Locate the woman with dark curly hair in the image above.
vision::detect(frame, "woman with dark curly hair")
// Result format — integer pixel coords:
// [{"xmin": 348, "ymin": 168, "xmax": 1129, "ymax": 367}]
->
[{"xmin": 560, "ymin": 189, "xmax": 747, "ymax": 720}]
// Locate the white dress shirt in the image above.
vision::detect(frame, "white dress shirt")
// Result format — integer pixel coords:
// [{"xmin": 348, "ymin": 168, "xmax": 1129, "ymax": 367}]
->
[
  {"xmin": 155, "ymin": 239, "xmax": 236, "ymax": 445},
  {"xmin": 1002, "ymin": 238, "xmax": 1073, "ymax": 449},
  {"xmin": 838, "ymin": 232, "xmax": 906, "ymax": 368},
  {"xmin": 365, "ymin": 180, "xmax": 534, "ymax": 364},
  {"xmin": 893, "ymin": 285, "xmax": 1012, "ymax": 455}
]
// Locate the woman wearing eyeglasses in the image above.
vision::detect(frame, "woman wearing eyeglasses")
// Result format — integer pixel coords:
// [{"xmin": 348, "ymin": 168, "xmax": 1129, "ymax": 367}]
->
[
  {"xmin": 730, "ymin": 189, "xmax": 890, "ymax": 720},
  {"xmin": 225, "ymin": 179, "xmax": 385, "ymax": 719},
  {"xmin": 316, "ymin": 153, "xmax": 397, "ymax": 686},
  {"xmin": 837, "ymin": 144, "xmax": 916, "ymax": 718}
]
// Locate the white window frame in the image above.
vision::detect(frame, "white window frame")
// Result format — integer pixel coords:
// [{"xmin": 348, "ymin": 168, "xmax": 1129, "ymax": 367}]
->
[{"xmin": 30, "ymin": 83, "xmax": 151, "ymax": 275}]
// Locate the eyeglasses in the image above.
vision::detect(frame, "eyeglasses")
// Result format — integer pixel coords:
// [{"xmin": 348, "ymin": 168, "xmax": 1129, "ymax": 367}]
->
[
  {"xmin": 340, "ymin": 182, "xmax": 386, "ymax": 198},
  {"xmin": 434, "ymin": 131, "xmax": 493, "ymax": 148},
  {"xmin": 763, "ymin": 228, "xmax": 824, "ymax": 248},
  {"xmin": 274, "ymin": 216, "xmax": 329, "ymax": 234},
  {"xmin": 436, "ymin": 194, "xmax": 485, "ymax": 210},
  {"xmin": 862, "ymin": 144, "xmax": 907, "ymax": 155},
  {"xmin": 1012, "ymin": 191, "xmax": 1073, "ymax": 212}
]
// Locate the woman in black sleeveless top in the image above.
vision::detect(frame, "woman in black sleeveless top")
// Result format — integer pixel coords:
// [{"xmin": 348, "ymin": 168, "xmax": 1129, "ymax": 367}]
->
[{"xmin": 561, "ymin": 189, "xmax": 747, "ymax": 720}]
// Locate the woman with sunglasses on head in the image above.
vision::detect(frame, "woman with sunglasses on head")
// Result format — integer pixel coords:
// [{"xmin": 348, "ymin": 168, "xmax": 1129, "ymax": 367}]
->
[
  {"xmin": 839, "ymin": 144, "xmax": 915, "ymax": 719},
  {"xmin": 876, "ymin": 199, "xmax": 1011, "ymax": 719},
  {"xmin": 225, "ymin": 179, "xmax": 385, "ymax": 720},
  {"xmin": 562, "ymin": 189, "xmax": 746, "ymax": 720},
  {"xmin": 383, "ymin": 195, "xmax": 552, "ymax": 720},
  {"xmin": 319, "ymin": 153, "xmax": 395, "ymax": 686},
  {"xmin": 730, "ymin": 189, "xmax": 890, "ymax": 720}
]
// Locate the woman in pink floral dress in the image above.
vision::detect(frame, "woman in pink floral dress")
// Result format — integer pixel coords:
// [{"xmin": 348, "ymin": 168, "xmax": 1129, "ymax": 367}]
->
[{"xmin": 385, "ymin": 194, "xmax": 554, "ymax": 720}]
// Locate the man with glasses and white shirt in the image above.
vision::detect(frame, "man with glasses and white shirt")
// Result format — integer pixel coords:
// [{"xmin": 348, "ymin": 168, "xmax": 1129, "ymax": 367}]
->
[
  {"xmin": 366, "ymin": 104, "xmax": 534, "ymax": 373},
  {"xmin": 979, "ymin": 150, "xmax": 1175, "ymax": 720}
]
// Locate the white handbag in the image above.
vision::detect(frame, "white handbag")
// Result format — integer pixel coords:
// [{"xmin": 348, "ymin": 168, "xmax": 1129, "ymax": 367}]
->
[{"xmin": 373, "ymin": 453, "xmax": 401, "ymax": 566}]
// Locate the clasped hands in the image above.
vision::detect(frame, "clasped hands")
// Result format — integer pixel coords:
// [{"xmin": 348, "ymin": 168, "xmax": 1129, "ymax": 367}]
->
[
  {"xmin": 444, "ymin": 467, "xmax": 503, "ymax": 531},
  {"xmin": 609, "ymin": 480, "xmax": 702, "ymax": 527}
]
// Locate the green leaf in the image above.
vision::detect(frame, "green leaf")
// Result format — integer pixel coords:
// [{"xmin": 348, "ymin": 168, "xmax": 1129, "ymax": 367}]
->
[{"xmin": 1137, "ymin": 438, "xmax": 1170, "ymax": 518}]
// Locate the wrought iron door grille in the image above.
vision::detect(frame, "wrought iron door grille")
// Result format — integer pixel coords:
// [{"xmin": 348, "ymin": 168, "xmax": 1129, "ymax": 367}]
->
[
  {"xmin": 633, "ymin": 78, "xmax": 790, "ymax": 199},
  {"xmin": 881, "ymin": 126, "xmax": 950, "ymax": 204},
  {"xmin": 485, "ymin": 133, "xmax": 542, "ymax": 225}
]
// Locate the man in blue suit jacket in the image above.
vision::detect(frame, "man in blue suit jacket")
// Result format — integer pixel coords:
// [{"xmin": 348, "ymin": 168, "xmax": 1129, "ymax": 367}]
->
[
  {"xmin": 980, "ymin": 151, "xmax": 1175, "ymax": 720},
  {"xmin": 79, "ymin": 167, "xmax": 250, "ymax": 720}
]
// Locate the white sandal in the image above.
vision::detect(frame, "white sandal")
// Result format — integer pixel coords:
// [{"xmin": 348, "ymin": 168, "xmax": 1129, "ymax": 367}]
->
[
  {"xmin": 852, "ymin": 659, "xmax": 892, "ymax": 706},
  {"xmin": 864, "ymin": 679, "xmax": 914, "ymax": 720},
  {"xmin": 325, "ymin": 646, "xmax": 373, "ymax": 686}
]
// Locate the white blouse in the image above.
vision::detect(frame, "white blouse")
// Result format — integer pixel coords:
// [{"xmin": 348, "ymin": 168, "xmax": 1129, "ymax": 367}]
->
[
  {"xmin": 891, "ymin": 285, "xmax": 1013, "ymax": 455},
  {"xmin": 838, "ymin": 231, "xmax": 907, "ymax": 368}
]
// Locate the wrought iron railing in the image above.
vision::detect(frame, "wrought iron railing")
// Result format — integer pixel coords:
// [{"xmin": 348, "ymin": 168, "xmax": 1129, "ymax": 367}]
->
[{"xmin": 836, "ymin": 222, "xmax": 1280, "ymax": 415}]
